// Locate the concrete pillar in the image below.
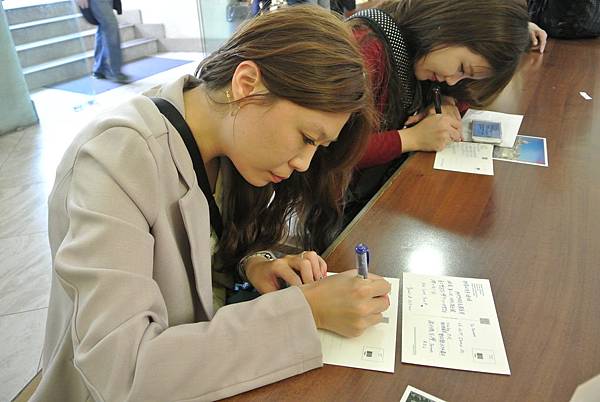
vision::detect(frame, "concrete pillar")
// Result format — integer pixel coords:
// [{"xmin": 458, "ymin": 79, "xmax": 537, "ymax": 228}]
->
[{"xmin": 0, "ymin": 2, "xmax": 38, "ymax": 136}]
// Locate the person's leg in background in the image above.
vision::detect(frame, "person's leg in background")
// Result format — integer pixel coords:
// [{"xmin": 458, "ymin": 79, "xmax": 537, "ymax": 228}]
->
[
  {"xmin": 251, "ymin": 0, "xmax": 260, "ymax": 15},
  {"xmin": 92, "ymin": 23, "xmax": 109, "ymax": 78},
  {"xmin": 89, "ymin": 0, "xmax": 130, "ymax": 82}
]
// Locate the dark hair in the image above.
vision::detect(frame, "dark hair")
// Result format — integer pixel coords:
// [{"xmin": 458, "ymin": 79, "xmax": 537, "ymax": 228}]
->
[
  {"xmin": 194, "ymin": 5, "xmax": 376, "ymax": 270},
  {"xmin": 354, "ymin": 0, "xmax": 530, "ymax": 127}
]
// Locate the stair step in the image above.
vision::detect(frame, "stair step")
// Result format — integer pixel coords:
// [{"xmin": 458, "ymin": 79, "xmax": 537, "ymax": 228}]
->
[
  {"xmin": 4, "ymin": 1, "xmax": 75, "ymax": 26},
  {"xmin": 23, "ymin": 37, "xmax": 157, "ymax": 75},
  {"xmin": 16, "ymin": 23, "xmax": 136, "ymax": 68},
  {"xmin": 9, "ymin": 14, "xmax": 95, "ymax": 46},
  {"xmin": 9, "ymin": 13, "xmax": 87, "ymax": 30},
  {"xmin": 24, "ymin": 37, "xmax": 159, "ymax": 90}
]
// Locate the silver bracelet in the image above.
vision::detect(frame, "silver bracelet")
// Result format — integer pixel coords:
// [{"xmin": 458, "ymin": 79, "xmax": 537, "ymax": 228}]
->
[{"xmin": 237, "ymin": 250, "xmax": 276, "ymax": 283}]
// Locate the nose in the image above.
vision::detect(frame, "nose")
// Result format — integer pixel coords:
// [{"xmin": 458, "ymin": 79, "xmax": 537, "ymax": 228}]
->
[{"xmin": 289, "ymin": 145, "xmax": 317, "ymax": 173}]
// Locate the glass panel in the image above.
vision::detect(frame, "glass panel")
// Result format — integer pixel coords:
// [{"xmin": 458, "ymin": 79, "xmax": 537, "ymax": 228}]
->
[{"xmin": 197, "ymin": 0, "xmax": 252, "ymax": 53}]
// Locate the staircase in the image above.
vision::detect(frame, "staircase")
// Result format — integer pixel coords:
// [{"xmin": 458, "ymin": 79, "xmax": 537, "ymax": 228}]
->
[{"xmin": 5, "ymin": 1, "xmax": 163, "ymax": 90}]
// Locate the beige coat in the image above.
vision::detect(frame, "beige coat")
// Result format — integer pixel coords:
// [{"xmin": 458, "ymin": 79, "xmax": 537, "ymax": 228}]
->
[{"xmin": 32, "ymin": 76, "xmax": 322, "ymax": 402}]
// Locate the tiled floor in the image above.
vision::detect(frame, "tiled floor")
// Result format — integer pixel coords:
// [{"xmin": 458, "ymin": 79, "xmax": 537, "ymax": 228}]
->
[{"xmin": 0, "ymin": 52, "xmax": 203, "ymax": 401}]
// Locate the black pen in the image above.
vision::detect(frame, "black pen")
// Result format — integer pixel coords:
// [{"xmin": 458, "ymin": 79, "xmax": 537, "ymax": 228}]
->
[{"xmin": 432, "ymin": 84, "xmax": 442, "ymax": 114}]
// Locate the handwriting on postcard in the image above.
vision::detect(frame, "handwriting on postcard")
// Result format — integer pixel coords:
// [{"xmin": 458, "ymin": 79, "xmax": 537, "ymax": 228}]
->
[{"xmin": 402, "ymin": 273, "xmax": 510, "ymax": 374}]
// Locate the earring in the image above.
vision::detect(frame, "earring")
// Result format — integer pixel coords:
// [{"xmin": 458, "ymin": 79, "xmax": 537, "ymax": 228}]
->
[{"xmin": 225, "ymin": 89, "xmax": 238, "ymax": 116}]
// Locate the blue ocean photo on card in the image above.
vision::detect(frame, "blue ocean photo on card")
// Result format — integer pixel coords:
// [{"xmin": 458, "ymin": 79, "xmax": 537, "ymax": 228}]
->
[{"xmin": 492, "ymin": 135, "xmax": 548, "ymax": 167}]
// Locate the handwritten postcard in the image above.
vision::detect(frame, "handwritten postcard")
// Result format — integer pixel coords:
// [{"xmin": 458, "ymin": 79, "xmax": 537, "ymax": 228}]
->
[
  {"xmin": 401, "ymin": 272, "xmax": 510, "ymax": 375},
  {"xmin": 433, "ymin": 142, "xmax": 494, "ymax": 175},
  {"xmin": 319, "ymin": 276, "xmax": 399, "ymax": 373}
]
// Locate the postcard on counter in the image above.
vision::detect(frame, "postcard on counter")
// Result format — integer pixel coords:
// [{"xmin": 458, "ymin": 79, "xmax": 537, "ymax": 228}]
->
[
  {"xmin": 399, "ymin": 385, "xmax": 447, "ymax": 402},
  {"xmin": 401, "ymin": 272, "xmax": 510, "ymax": 375},
  {"xmin": 570, "ymin": 373, "xmax": 600, "ymax": 402},
  {"xmin": 493, "ymin": 135, "xmax": 548, "ymax": 167},
  {"xmin": 462, "ymin": 109, "xmax": 524, "ymax": 148},
  {"xmin": 319, "ymin": 275, "xmax": 399, "ymax": 373},
  {"xmin": 433, "ymin": 142, "xmax": 494, "ymax": 175}
]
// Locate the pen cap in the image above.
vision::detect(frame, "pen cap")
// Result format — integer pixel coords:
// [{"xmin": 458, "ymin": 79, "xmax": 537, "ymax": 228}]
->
[
  {"xmin": 355, "ymin": 243, "xmax": 369, "ymax": 257},
  {"xmin": 355, "ymin": 243, "xmax": 369, "ymax": 270}
]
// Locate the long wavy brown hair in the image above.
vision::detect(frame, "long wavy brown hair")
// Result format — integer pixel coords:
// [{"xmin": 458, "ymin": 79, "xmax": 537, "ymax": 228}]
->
[
  {"xmin": 352, "ymin": 0, "xmax": 530, "ymax": 129},
  {"xmin": 193, "ymin": 5, "xmax": 376, "ymax": 272}
]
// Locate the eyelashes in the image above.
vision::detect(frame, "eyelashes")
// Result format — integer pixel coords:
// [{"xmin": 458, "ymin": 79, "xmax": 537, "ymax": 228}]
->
[
  {"xmin": 301, "ymin": 132, "xmax": 334, "ymax": 148},
  {"xmin": 302, "ymin": 134, "xmax": 316, "ymax": 146}
]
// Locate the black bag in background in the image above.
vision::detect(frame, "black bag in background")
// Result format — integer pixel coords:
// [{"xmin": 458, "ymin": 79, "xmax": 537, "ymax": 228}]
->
[
  {"xmin": 79, "ymin": 0, "xmax": 123, "ymax": 26},
  {"xmin": 331, "ymin": 0, "xmax": 356, "ymax": 15},
  {"xmin": 529, "ymin": 0, "xmax": 600, "ymax": 38}
]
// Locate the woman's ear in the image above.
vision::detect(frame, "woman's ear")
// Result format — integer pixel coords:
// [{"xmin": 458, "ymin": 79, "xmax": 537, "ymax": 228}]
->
[{"xmin": 230, "ymin": 60, "xmax": 266, "ymax": 100}]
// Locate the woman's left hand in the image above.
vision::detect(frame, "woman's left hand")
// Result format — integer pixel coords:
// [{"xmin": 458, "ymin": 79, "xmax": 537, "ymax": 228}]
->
[
  {"xmin": 245, "ymin": 251, "xmax": 328, "ymax": 294},
  {"xmin": 528, "ymin": 22, "xmax": 548, "ymax": 53}
]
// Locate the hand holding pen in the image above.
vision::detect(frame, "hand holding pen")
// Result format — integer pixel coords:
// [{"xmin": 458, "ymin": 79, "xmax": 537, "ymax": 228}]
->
[
  {"xmin": 301, "ymin": 270, "xmax": 391, "ymax": 337},
  {"xmin": 399, "ymin": 84, "xmax": 462, "ymax": 151},
  {"xmin": 299, "ymin": 243, "xmax": 391, "ymax": 338}
]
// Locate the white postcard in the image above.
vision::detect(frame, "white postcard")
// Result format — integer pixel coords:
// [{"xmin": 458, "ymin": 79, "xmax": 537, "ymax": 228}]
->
[
  {"xmin": 401, "ymin": 272, "xmax": 510, "ymax": 375},
  {"xmin": 462, "ymin": 109, "xmax": 524, "ymax": 148},
  {"xmin": 319, "ymin": 276, "xmax": 399, "ymax": 373},
  {"xmin": 433, "ymin": 142, "xmax": 494, "ymax": 175},
  {"xmin": 570, "ymin": 373, "xmax": 600, "ymax": 402},
  {"xmin": 399, "ymin": 385, "xmax": 447, "ymax": 402}
]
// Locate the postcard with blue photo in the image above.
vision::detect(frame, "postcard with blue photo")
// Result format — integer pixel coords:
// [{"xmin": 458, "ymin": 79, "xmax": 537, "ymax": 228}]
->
[{"xmin": 492, "ymin": 135, "xmax": 548, "ymax": 167}]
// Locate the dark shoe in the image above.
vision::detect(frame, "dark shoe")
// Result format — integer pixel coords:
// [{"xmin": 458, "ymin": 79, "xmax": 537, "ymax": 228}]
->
[
  {"xmin": 92, "ymin": 71, "xmax": 106, "ymax": 79},
  {"xmin": 108, "ymin": 73, "xmax": 132, "ymax": 84}
]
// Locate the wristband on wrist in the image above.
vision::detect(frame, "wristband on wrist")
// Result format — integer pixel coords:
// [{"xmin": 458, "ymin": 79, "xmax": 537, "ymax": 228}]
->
[{"xmin": 237, "ymin": 250, "xmax": 276, "ymax": 282}]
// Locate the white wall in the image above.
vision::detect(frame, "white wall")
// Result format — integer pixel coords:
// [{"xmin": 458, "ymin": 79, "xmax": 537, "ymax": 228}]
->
[{"xmin": 123, "ymin": 0, "xmax": 201, "ymax": 38}]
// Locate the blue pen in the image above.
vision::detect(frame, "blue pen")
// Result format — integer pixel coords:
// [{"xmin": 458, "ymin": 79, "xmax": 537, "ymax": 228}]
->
[{"xmin": 355, "ymin": 243, "xmax": 369, "ymax": 279}]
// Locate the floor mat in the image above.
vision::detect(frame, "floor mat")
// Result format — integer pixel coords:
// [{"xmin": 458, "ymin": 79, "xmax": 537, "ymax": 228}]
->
[{"xmin": 47, "ymin": 57, "xmax": 193, "ymax": 95}]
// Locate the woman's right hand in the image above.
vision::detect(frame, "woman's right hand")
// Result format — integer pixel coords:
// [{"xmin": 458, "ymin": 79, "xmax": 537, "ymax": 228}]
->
[
  {"xmin": 400, "ymin": 113, "xmax": 462, "ymax": 152},
  {"xmin": 300, "ymin": 270, "xmax": 391, "ymax": 338}
]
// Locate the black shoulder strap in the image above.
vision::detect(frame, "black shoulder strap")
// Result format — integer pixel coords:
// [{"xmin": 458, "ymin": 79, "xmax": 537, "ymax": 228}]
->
[
  {"xmin": 151, "ymin": 97, "xmax": 224, "ymax": 238},
  {"xmin": 348, "ymin": 8, "xmax": 417, "ymax": 114}
]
